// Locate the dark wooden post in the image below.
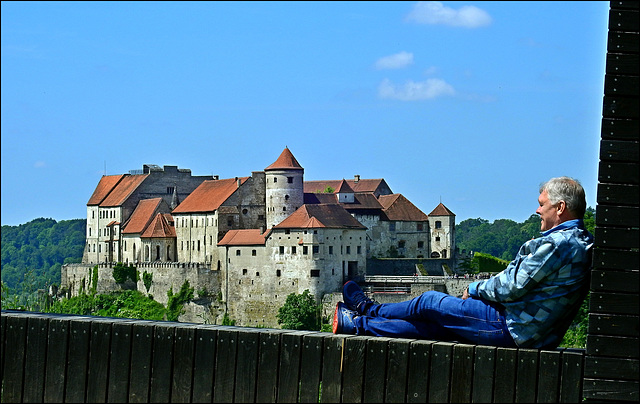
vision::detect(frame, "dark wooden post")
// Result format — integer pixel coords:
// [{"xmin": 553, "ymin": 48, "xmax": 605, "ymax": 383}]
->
[{"xmin": 583, "ymin": 1, "xmax": 640, "ymax": 402}]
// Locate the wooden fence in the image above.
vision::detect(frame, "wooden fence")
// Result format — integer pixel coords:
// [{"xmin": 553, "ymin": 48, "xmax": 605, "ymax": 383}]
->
[{"xmin": 1, "ymin": 310, "xmax": 586, "ymax": 403}]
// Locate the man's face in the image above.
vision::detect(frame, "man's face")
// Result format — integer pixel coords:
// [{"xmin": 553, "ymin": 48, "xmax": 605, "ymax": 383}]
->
[{"xmin": 536, "ymin": 190, "xmax": 560, "ymax": 232}]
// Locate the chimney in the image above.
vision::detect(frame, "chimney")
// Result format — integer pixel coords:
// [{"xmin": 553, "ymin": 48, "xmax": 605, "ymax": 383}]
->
[
  {"xmin": 236, "ymin": 177, "xmax": 241, "ymax": 188},
  {"xmin": 213, "ymin": 175, "xmax": 219, "ymax": 180},
  {"xmin": 354, "ymin": 174, "xmax": 360, "ymax": 183}
]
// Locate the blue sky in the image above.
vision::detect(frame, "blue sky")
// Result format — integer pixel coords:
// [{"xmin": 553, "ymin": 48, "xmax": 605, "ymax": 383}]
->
[{"xmin": 1, "ymin": 1, "xmax": 610, "ymax": 227}]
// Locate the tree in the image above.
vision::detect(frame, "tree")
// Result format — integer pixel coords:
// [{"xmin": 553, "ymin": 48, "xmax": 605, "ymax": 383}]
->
[{"xmin": 277, "ymin": 290, "xmax": 322, "ymax": 331}]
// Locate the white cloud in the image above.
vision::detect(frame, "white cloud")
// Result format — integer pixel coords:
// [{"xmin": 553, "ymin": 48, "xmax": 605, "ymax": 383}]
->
[
  {"xmin": 405, "ymin": 1, "xmax": 492, "ymax": 28},
  {"xmin": 375, "ymin": 51, "xmax": 414, "ymax": 70},
  {"xmin": 34, "ymin": 161, "xmax": 46, "ymax": 168},
  {"xmin": 378, "ymin": 78, "xmax": 455, "ymax": 101}
]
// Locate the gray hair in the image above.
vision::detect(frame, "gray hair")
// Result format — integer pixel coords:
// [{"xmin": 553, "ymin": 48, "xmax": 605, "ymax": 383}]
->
[{"xmin": 540, "ymin": 176, "xmax": 587, "ymax": 218}]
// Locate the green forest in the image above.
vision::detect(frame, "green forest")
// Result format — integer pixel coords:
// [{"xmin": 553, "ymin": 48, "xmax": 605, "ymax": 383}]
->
[{"xmin": 2, "ymin": 210, "xmax": 595, "ymax": 347}]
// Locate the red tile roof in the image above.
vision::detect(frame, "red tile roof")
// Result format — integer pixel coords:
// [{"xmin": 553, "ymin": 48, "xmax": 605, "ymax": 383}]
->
[
  {"xmin": 304, "ymin": 178, "xmax": 389, "ymax": 194},
  {"xmin": 335, "ymin": 179, "xmax": 354, "ymax": 193},
  {"xmin": 265, "ymin": 147, "xmax": 303, "ymax": 171},
  {"xmin": 274, "ymin": 204, "xmax": 366, "ymax": 229},
  {"xmin": 379, "ymin": 194, "xmax": 429, "ymax": 221},
  {"xmin": 87, "ymin": 174, "xmax": 126, "ymax": 206},
  {"xmin": 122, "ymin": 198, "xmax": 163, "ymax": 234},
  {"xmin": 218, "ymin": 229, "xmax": 267, "ymax": 246},
  {"xmin": 141, "ymin": 213, "xmax": 176, "ymax": 238},
  {"xmin": 171, "ymin": 177, "xmax": 248, "ymax": 214},
  {"xmin": 100, "ymin": 174, "xmax": 149, "ymax": 207},
  {"xmin": 429, "ymin": 202, "xmax": 455, "ymax": 216}
]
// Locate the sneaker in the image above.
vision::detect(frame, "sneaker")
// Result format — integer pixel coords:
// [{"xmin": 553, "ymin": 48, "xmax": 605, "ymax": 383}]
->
[
  {"xmin": 343, "ymin": 280, "xmax": 375, "ymax": 315},
  {"xmin": 332, "ymin": 302, "xmax": 357, "ymax": 335}
]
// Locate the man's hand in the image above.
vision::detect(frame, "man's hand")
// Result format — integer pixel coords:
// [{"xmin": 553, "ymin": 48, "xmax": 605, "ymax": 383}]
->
[{"xmin": 462, "ymin": 287, "xmax": 469, "ymax": 300}]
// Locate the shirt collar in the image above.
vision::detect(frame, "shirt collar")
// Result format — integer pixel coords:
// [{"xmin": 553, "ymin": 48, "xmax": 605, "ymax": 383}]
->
[{"xmin": 541, "ymin": 219, "xmax": 584, "ymax": 237}]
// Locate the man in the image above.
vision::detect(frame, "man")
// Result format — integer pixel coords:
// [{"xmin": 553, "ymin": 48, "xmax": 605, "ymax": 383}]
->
[{"xmin": 333, "ymin": 176, "xmax": 593, "ymax": 349}]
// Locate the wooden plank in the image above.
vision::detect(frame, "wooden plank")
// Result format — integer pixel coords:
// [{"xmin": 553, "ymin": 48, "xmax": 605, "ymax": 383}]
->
[
  {"xmin": 276, "ymin": 331, "xmax": 306, "ymax": 403},
  {"xmin": 172, "ymin": 325, "xmax": 196, "ymax": 403},
  {"xmin": 586, "ymin": 335, "xmax": 639, "ymax": 358},
  {"xmin": 606, "ymin": 53, "xmax": 640, "ymax": 76},
  {"xmin": 406, "ymin": 340, "xmax": 432, "ymax": 403},
  {"xmin": 64, "ymin": 317, "xmax": 92, "ymax": 403},
  {"xmin": 600, "ymin": 118, "xmax": 640, "ymax": 141},
  {"xmin": 23, "ymin": 316, "xmax": 49, "ymax": 403},
  {"xmin": 3, "ymin": 314, "xmax": 27, "ymax": 402},
  {"xmin": 600, "ymin": 139, "xmax": 640, "ymax": 162},
  {"xmin": 588, "ymin": 313, "xmax": 639, "ymax": 338},
  {"xmin": 299, "ymin": 333, "xmax": 324, "ymax": 403},
  {"xmin": 607, "ymin": 33, "xmax": 640, "ymax": 59},
  {"xmin": 602, "ymin": 95, "xmax": 640, "ymax": 119},
  {"xmin": 320, "ymin": 334, "xmax": 345, "ymax": 403},
  {"xmin": 428, "ymin": 342, "xmax": 455, "ymax": 403},
  {"xmin": 515, "ymin": 349, "xmax": 538, "ymax": 403},
  {"xmin": 255, "ymin": 329, "xmax": 282, "ymax": 403},
  {"xmin": 608, "ymin": 7, "xmax": 640, "ymax": 32},
  {"xmin": 128, "ymin": 321, "xmax": 156, "ymax": 403},
  {"xmin": 108, "ymin": 321, "xmax": 134, "ymax": 403},
  {"xmin": 86, "ymin": 318, "xmax": 112, "ymax": 403},
  {"xmin": 590, "ymin": 292, "xmax": 639, "ymax": 315},
  {"xmin": 341, "ymin": 336, "xmax": 367, "ymax": 403},
  {"xmin": 385, "ymin": 338, "xmax": 411, "ymax": 402},
  {"xmin": 584, "ymin": 356, "xmax": 639, "ymax": 380},
  {"xmin": 234, "ymin": 328, "xmax": 260, "ymax": 403},
  {"xmin": 583, "ymin": 379, "xmax": 639, "ymax": 402},
  {"xmin": 43, "ymin": 316, "xmax": 70, "ymax": 403},
  {"xmin": 450, "ymin": 344, "xmax": 474, "ymax": 403},
  {"xmin": 213, "ymin": 327, "xmax": 238, "ymax": 403},
  {"xmin": 594, "ymin": 227, "xmax": 639, "ymax": 249},
  {"xmin": 597, "ymin": 183, "xmax": 639, "ymax": 205},
  {"xmin": 493, "ymin": 348, "xmax": 517, "ymax": 403},
  {"xmin": 149, "ymin": 322, "xmax": 175, "ymax": 403},
  {"xmin": 537, "ymin": 350, "xmax": 561, "ymax": 403},
  {"xmin": 363, "ymin": 337, "xmax": 390, "ymax": 403},
  {"xmin": 559, "ymin": 350, "xmax": 583, "ymax": 403},
  {"xmin": 471, "ymin": 345, "xmax": 495, "ymax": 403},
  {"xmin": 592, "ymin": 247, "xmax": 639, "ymax": 271},
  {"xmin": 191, "ymin": 325, "xmax": 217, "ymax": 403},
  {"xmin": 598, "ymin": 161, "xmax": 639, "ymax": 185},
  {"xmin": 590, "ymin": 269, "xmax": 640, "ymax": 293}
]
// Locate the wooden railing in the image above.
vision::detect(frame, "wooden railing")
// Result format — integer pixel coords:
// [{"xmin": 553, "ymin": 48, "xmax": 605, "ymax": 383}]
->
[{"xmin": 1, "ymin": 310, "xmax": 586, "ymax": 403}]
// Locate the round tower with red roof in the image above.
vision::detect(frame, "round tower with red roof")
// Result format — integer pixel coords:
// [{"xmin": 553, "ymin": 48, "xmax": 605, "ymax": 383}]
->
[{"xmin": 264, "ymin": 147, "xmax": 304, "ymax": 228}]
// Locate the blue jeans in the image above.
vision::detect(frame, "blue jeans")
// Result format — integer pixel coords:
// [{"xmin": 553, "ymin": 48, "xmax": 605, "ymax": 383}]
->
[{"xmin": 353, "ymin": 291, "xmax": 517, "ymax": 347}]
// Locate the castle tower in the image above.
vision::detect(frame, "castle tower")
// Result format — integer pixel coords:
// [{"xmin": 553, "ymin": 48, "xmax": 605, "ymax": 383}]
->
[
  {"xmin": 428, "ymin": 202, "xmax": 456, "ymax": 259},
  {"xmin": 265, "ymin": 147, "xmax": 304, "ymax": 228}
]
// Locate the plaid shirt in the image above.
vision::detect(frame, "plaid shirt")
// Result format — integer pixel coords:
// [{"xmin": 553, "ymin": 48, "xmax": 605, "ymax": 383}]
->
[{"xmin": 468, "ymin": 219, "xmax": 593, "ymax": 349}]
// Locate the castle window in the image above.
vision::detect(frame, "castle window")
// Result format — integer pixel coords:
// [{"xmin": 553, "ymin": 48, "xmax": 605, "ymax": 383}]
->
[
  {"xmin": 167, "ymin": 186, "xmax": 174, "ymax": 194},
  {"xmin": 310, "ymin": 270, "xmax": 320, "ymax": 277},
  {"xmin": 346, "ymin": 246, "xmax": 351, "ymax": 254},
  {"xmin": 357, "ymin": 246, "xmax": 362, "ymax": 254},
  {"xmin": 252, "ymin": 249, "xmax": 256, "ymax": 256},
  {"xmin": 435, "ymin": 221, "xmax": 442, "ymax": 229},
  {"xmin": 242, "ymin": 209, "xmax": 248, "ymax": 214},
  {"xmin": 418, "ymin": 241, "xmax": 424, "ymax": 248},
  {"xmin": 279, "ymin": 246, "xmax": 285, "ymax": 254},
  {"xmin": 303, "ymin": 246, "xmax": 308, "ymax": 255},
  {"xmin": 329, "ymin": 246, "xmax": 333, "ymax": 255},
  {"xmin": 197, "ymin": 240, "xmax": 201, "ymax": 251},
  {"xmin": 285, "ymin": 229, "xmax": 290, "ymax": 234},
  {"xmin": 283, "ymin": 207, "xmax": 287, "ymax": 211},
  {"xmin": 236, "ymin": 250, "xmax": 241, "ymax": 256},
  {"xmin": 273, "ymin": 177, "xmax": 277, "ymax": 183},
  {"xmin": 389, "ymin": 222, "xmax": 396, "ymax": 231},
  {"xmin": 417, "ymin": 223, "xmax": 424, "ymax": 231},
  {"xmin": 292, "ymin": 246, "xmax": 297, "ymax": 254},
  {"xmin": 228, "ymin": 218, "xmax": 233, "ymax": 227},
  {"xmin": 312, "ymin": 245, "xmax": 319, "ymax": 254},
  {"xmin": 398, "ymin": 240, "xmax": 405, "ymax": 249},
  {"xmin": 258, "ymin": 215, "xmax": 264, "ymax": 220},
  {"xmin": 243, "ymin": 269, "xmax": 247, "ymax": 275},
  {"xmin": 256, "ymin": 272, "xmax": 260, "ymax": 277},
  {"xmin": 276, "ymin": 270, "xmax": 281, "ymax": 277},
  {"xmin": 285, "ymin": 195, "xmax": 289, "ymax": 200},
  {"xmin": 287, "ymin": 177, "xmax": 293, "ymax": 183},
  {"xmin": 436, "ymin": 236, "xmax": 441, "ymax": 241}
]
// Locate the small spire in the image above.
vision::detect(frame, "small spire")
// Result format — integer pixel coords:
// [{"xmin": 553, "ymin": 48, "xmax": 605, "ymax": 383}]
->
[{"xmin": 170, "ymin": 183, "xmax": 179, "ymax": 209}]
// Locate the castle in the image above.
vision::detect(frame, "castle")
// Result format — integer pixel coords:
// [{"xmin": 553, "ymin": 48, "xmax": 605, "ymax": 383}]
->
[{"xmin": 72, "ymin": 147, "xmax": 456, "ymax": 326}]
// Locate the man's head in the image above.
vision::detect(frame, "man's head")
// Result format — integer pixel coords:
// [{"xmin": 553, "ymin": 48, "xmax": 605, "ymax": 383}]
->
[{"xmin": 536, "ymin": 176, "xmax": 587, "ymax": 232}]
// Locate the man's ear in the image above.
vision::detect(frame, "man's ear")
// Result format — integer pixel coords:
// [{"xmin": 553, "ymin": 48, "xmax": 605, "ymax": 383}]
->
[{"xmin": 556, "ymin": 200, "xmax": 567, "ymax": 215}]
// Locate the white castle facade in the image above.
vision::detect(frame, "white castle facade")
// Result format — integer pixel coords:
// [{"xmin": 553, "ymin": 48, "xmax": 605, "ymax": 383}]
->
[{"xmin": 73, "ymin": 147, "xmax": 456, "ymax": 326}]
